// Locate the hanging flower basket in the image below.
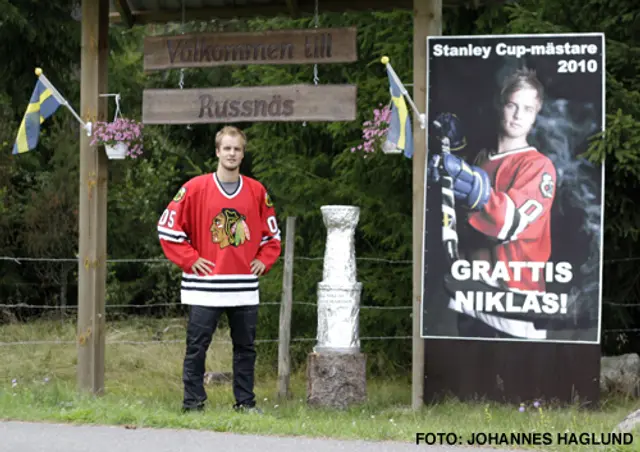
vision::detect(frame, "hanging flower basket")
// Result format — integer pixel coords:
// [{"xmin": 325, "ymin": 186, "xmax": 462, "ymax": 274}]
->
[{"xmin": 90, "ymin": 117, "xmax": 144, "ymax": 160}]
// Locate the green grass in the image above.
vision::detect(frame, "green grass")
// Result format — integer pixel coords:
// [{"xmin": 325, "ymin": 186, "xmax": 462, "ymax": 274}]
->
[{"xmin": 1, "ymin": 317, "xmax": 639, "ymax": 451}]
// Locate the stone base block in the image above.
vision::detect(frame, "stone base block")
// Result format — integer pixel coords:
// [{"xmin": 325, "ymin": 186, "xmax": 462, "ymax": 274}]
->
[{"xmin": 306, "ymin": 351, "xmax": 367, "ymax": 410}]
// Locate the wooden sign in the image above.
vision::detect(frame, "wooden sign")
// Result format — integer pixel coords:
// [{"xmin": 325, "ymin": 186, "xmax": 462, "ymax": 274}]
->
[
  {"xmin": 143, "ymin": 27, "xmax": 358, "ymax": 70},
  {"xmin": 142, "ymin": 84, "xmax": 357, "ymax": 124}
]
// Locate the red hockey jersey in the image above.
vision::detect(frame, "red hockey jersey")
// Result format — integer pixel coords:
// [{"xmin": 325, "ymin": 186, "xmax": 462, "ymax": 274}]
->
[
  {"xmin": 157, "ymin": 173, "xmax": 282, "ymax": 307},
  {"xmin": 465, "ymin": 147, "xmax": 557, "ymax": 293}
]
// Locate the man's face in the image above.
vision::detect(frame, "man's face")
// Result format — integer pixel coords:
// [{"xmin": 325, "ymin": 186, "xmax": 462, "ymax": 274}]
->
[
  {"xmin": 216, "ymin": 134, "xmax": 244, "ymax": 171},
  {"xmin": 501, "ymin": 87, "xmax": 540, "ymax": 139},
  {"xmin": 211, "ymin": 212, "xmax": 227, "ymax": 245}
]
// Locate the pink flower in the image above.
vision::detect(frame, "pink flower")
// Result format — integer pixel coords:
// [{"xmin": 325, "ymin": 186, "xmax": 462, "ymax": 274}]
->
[
  {"xmin": 351, "ymin": 104, "xmax": 392, "ymax": 156},
  {"xmin": 90, "ymin": 117, "xmax": 145, "ymax": 159}
]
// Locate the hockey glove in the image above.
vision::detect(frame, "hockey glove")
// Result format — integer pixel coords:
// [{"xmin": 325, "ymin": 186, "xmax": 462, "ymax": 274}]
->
[
  {"xmin": 432, "ymin": 112, "xmax": 467, "ymax": 151},
  {"xmin": 428, "ymin": 153, "xmax": 491, "ymax": 211}
]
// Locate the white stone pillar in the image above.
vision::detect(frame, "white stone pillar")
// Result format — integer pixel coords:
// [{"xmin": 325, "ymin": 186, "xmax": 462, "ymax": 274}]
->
[
  {"xmin": 314, "ymin": 205, "xmax": 362, "ymax": 353},
  {"xmin": 307, "ymin": 205, "xmax": 367, "ymax": 410}
]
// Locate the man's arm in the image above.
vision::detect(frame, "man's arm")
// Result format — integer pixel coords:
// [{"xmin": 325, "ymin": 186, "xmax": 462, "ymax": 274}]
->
[
  {"xmin": 468, "ymin": 156, "xmax": 557, "ymax": 242},
  {"xmin": 157, "ymin": 183, "xmax": 201, "ymax": 273},
  {"xmin": 253, "ymin": 188, "xmax": 282, "ymax": 274}
]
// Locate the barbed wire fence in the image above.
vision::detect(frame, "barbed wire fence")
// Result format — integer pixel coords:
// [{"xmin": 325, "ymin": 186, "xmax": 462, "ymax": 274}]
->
[
  {"xmin": 1, "ymin": 253, "xmax": 640, "ymax": 345},
  {"xmin": 0, "ymin": 252, "xmax": 417, "ymax": 349}
]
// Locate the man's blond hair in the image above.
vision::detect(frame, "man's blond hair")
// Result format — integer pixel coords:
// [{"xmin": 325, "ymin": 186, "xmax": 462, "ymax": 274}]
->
[
  {"xmin": 215, "ymin": 125, "xmax": 247, "ymax": 150},
  {"xmin": 499, "ymin": 67, "xmax": 544, "ymax": 112}
]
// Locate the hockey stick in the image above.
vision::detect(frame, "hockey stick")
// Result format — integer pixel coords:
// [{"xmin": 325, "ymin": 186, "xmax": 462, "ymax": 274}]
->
[{"xmin": 431, "ymin": 120, "xmax": 460, "ymax": 264}]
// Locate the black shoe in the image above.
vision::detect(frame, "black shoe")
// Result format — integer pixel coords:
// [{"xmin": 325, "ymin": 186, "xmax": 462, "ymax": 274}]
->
[
  {"xmin": 233, "ymin": 403, "xmax": 263, "ymax": 415},
  {"xmin": 182, "ymin": 403, "xmax": 204, "ymax": 413}
]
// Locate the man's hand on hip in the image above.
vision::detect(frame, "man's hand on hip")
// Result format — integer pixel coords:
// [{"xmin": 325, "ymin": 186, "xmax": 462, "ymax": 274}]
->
[
  {"xmin": 191, "ymin": 257, "xmax": 215, "ymax": 276},
  {"xmin": 250, "ymin": 259, "xmax": 266, "ymax": 276}
]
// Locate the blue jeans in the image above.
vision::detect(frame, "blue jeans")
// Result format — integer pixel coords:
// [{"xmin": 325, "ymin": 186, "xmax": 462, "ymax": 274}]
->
[{"xmin": 182, "ymin": 304, "xmax": 258, "ymax": 410}]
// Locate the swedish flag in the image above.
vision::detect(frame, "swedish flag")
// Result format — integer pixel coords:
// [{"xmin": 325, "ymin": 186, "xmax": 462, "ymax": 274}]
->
[
  {"xmin": 384, "ymin": 66, "xmax": 413, "ymax": 158},
  {"xmin": 12, "ymin": 79, "xmax": 62, "ymax": 154}
]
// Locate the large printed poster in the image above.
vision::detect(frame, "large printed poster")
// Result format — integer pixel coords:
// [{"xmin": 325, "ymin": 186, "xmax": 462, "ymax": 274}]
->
[{"xmin": 421, "ymin": 33, "xmax": 605, "ymax": 344}]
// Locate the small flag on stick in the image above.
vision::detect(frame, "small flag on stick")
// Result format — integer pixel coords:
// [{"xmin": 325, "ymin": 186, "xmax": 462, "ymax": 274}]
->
[
  {"xmin": 380, "ymin": 56, "xmax": 426, "ymax": 158},
  {"xmin": 13, "ymin": 68, "xmax": 91, "ymax": 155}
]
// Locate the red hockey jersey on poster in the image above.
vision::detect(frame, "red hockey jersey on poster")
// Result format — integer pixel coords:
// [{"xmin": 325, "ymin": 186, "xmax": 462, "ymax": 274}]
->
[
  {"xmin": 157, "ymin": 173, "xmax": 282, "ymax": 307},
  {"xmin": 466, "ymin": 147, "xmax": 557, "ymax": 293}
]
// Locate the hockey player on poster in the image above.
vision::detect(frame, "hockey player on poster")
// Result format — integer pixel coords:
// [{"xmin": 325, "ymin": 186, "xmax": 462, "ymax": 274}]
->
[{"xmin": 427, "ymin": 68, "xmax": 559, "ymax": 340}]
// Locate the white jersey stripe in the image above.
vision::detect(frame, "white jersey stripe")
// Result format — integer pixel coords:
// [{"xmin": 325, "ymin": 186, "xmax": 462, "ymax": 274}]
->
[
  {"xmin": 157, "ymin": 226, "xmax": 187, "ymax": 237},
  {"xmin": 497, "ymin": 194, "xmax": 515, "ymax": 241},
  {"xmin": 159, "ymin": 234, "xmax": 186, "ymax": 243}
]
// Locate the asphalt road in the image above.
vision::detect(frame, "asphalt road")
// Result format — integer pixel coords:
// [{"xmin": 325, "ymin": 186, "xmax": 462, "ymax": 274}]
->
[{"xmin": 0, "ymin": 421, "xmax": 533, "ymax": 452}]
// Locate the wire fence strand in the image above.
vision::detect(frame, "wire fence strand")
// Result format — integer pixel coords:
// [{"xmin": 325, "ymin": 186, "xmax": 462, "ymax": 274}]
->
[
  {"xmin": 0, "ymin": 336, "xmax": 413, "ymax": 347},
  {"xmin": 0, "ymin": 330, "xmax": 632, "ymax": 347},
  {"xmin": 0, "ymin": 255, "xmax": 413, "ymax": 265},
  {"xmin": 2, "ymin": 255, "xmax": 639, "ymax": 264}
]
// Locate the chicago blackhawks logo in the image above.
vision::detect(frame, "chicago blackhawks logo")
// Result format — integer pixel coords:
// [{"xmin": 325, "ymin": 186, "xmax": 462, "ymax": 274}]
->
[
  {"xmin": 210, "ymin": 208, "xmax": 251, "ymax": 249},
  {"xmin": 540, "ymin": 173, "xmax": 554, "ymax": 199},
  {"xmin": 173, "ymin": 187, "xmax": 187, "ymax": 203},
  {"xmin": 265, "ymin": 192, "xmax": 273, "ymax": 208}
]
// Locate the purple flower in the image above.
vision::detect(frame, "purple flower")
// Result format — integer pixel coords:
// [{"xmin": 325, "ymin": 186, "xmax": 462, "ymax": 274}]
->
[{"xmin": 533, "ymin": 400, "xmax": 540, "ymax": 408}]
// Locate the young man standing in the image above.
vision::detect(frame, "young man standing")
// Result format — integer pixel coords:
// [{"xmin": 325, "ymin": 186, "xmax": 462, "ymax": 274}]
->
[
  {"xmin": 157, "ymin": 125, "xmax": 282, "ymax": 412},
  {"xmin": 429, "ymin": 68, "xmax": 557, "ymax": 339}
]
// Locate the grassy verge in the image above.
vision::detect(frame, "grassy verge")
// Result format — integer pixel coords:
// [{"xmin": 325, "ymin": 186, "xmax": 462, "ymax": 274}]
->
[{"xmin": 1, "ymin": 317, "xmax": 639, "ymax": 451}]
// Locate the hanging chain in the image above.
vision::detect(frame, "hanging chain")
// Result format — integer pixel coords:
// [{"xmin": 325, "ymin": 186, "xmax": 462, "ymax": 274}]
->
[
  {"xmin": 303, "ymin": 0, "xmax": 320, "ymax": 127},
  {"xmin": 313, "ymin": 0, "xmax": 319, "ymax": 85},
  {"xmin": 178, "ymin": 0, "xmax": 185, "ymax": 90},
  {"xmin": 178, "ymin": 0, "xmax": 192, "ymax": 129}
]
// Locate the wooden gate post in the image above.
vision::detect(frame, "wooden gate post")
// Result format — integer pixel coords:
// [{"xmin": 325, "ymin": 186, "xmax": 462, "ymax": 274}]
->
[
  {"xmin": 412, "ymin": 0, "xmax": 442, "ymax": 410},
  {"xmin": 278, "ymin": 217, "xmax": 296, "ymax": 400},
  {"xmin": 77, "ymin": 0, "xmax": 109, "ymax": 394}
]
